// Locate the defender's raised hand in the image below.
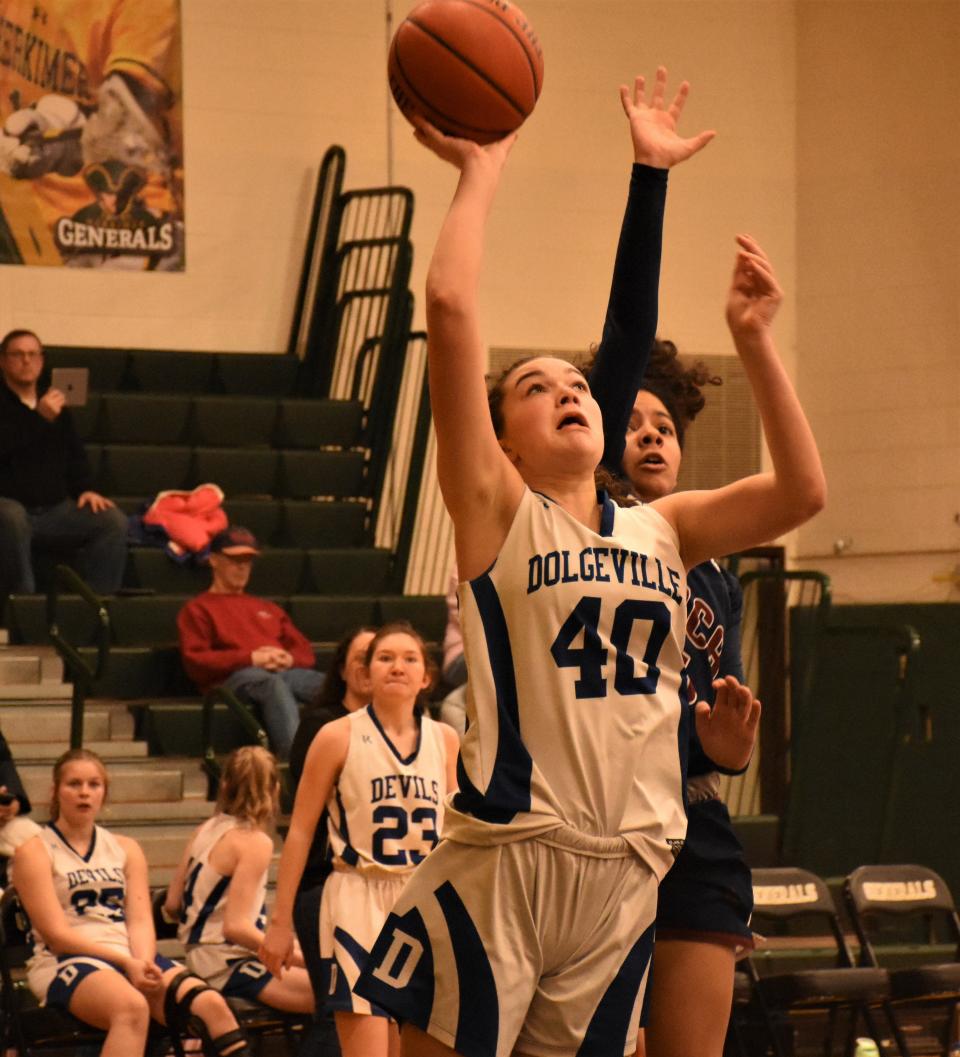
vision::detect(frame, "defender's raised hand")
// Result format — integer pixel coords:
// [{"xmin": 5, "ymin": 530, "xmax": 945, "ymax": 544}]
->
[
  {"xmin": 619, "ymin": 66, "xmax": 716, "ymax": 169},
  {"xmin": 726, "ymin": 234, "xmax": 783, "ymax": 338},
  {"xmin": 695, "ymin": 675, "xmax": 761, "ymax": 773}
]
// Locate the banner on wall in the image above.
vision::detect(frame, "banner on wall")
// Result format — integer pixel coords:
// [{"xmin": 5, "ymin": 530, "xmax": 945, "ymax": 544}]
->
[{"xmin": 0, "ymin": 0, "xmax": 184, "ymax": 270}]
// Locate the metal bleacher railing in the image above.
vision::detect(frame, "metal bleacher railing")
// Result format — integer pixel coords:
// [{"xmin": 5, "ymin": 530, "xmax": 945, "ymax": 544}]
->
[{"xmin": 46, "ymin": 563, "xmax": 110, "ymax": 750}]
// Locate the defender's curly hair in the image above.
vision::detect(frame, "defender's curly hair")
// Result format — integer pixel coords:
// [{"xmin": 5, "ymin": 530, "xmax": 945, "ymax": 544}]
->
[{"xmin": 641, "ymin": 339, "xmax": 722, "ymax": 446}]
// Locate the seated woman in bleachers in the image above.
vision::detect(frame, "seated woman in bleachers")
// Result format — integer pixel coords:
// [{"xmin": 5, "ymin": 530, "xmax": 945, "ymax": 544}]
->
[
  {"xmin": 13, "ymin": 748, "xmax": 250, "ymax": 1057},
  {"xmin": 260, "ymin": 620, "xmax": 460, "ymax": 1057},
  {"xmin": 164, "ymin": 746, "xmax": 314, "ymax": 1016}
]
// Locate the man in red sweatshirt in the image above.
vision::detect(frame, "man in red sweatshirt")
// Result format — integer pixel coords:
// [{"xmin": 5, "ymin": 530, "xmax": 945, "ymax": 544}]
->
[{"xmin": 176, "ymin": 526, "xmax": 324, "ymax": 759}]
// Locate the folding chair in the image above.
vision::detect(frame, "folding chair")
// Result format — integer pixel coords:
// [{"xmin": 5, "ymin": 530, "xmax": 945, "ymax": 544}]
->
[
  {"xmin": 845, "ymin": 864, "xmax": 960, "ymax": 1056},
  {"xmin": 743, "ymin": 867, "xmax": 891, "ymax": 1057},
  {"xmin": 0, "ymin": 884, "xmax": 108, "ymax": 1056}
]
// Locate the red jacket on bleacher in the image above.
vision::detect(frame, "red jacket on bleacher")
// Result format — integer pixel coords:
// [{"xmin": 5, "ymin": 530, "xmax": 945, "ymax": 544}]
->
[{"xmin": 177, "ymin": 591, "xmax": 316, "ymax": 694}]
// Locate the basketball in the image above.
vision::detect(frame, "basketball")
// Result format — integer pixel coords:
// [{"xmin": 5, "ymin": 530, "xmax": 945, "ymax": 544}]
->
[{"xmin": 388, "ymin": 0, "xmax": 544, "ymax": 145}]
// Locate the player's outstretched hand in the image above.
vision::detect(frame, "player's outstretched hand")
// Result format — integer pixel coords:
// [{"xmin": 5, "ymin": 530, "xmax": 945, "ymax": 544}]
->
[
  {"xmin": 413, "ymin": 117, "xmax": 517, "ymax": 174},
  {"xmin": 620, "ymin": 66, "xmax": 715, "ymax": 169},
  {"xmin": 259, "ymin": 921, "xmax": 294, "ymax": 979},
  {"xmin": 726, "ymin": 235, "xmax": 783, "ymax": 339},
  {"xmin": 694, "ymin": 675, "xmax": 761, "ymax": 773}
]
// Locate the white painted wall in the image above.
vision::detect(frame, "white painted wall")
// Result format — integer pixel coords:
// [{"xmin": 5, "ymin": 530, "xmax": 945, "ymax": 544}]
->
[{"xmin": 2, "ymin": 0, "xmax": 957, "ymax": 603}]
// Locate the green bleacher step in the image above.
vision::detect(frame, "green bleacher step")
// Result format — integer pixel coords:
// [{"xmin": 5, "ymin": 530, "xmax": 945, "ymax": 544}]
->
[
  {"xmin": 139, "ymin": 701, "xmax": 269, "ymax": 757},
  {"xmin": 20, "ymin": 765, "xmax": 184, "ymax": 806},
  {"xmin": 13, "ymin": 739, "xmax": 148, "ymax": 761},
  {"xmin": 0, "ymin": 707, "xmax": 114, "ymax": 743}
]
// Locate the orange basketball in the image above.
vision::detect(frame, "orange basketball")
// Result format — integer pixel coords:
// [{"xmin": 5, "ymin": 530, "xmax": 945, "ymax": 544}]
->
[{"xmin": 388, "ymin": 0, "xmax": 544, "ymax": 145}]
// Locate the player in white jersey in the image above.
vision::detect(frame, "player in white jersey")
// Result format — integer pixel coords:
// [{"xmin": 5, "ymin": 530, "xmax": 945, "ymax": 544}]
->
[
  {"xmin": 12, "ymin": 748, "xmax": 251, "ymax": 1057},
  {"xmin": 164, "ymin": 747, "xmax": 314, "ymax": 1014},
  {"xmin": 350, "ymin": 67, "xmax": 825, "ymax": 1057},
  {"xmin": 260, "ymin": 621, "xmax": 460, "ymax": 1057}
]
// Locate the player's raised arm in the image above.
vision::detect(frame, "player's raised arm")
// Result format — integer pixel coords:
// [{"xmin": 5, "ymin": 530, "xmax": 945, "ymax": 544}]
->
[
  {"xmin": 656, "ymin": 236, "xmax": 826, "ymax": 568},
  {"xmin": 591, "ymin": 67, "xmax": 715, "ymax": 473},
  {"xmin": 414, "ymin": 121, "xmax": 525, "ymax": 579}
]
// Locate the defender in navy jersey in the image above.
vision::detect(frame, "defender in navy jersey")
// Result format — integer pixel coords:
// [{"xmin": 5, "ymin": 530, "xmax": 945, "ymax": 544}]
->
[
  {"xmin": 261, "ymin": 623, "xmax": 459, "ymax": 1057},
  {"xmin": 352, "ymin": 66, "xmax": 823, "ymax": 1057},
  {"xmin": 594, "ymin": 328, "xmax": 804, "ymax": 1057},
  {"xmin": 13, "ymin": 749, "xmax": 251, "ymax": 1057},
  {"xmin": 165, "ymin": 747, "xmax": 314, "ymax": 1014}
]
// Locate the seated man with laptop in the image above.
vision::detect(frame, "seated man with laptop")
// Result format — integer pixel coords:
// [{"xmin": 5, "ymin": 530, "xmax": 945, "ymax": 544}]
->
[{"xmin": 0, "ymin": 328, "xmax": 127, "ymax": 599}]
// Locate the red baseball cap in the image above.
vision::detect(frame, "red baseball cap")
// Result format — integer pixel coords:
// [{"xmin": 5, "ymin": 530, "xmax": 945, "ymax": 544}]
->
[{"xmin": 209, "ymin": 526, "xmax": 260, "ymax": 557}]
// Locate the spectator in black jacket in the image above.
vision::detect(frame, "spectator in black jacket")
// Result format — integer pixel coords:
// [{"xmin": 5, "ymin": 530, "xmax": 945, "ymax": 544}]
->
[
  {"xmin": 0, "ymin": 329, "xmax": 127, "ymax": 598},
  {"xmin": 0, "ymin": 728, "xmax": 36, "ymax": 868}
]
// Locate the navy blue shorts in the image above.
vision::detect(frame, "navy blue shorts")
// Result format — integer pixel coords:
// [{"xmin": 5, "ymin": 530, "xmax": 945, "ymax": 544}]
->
[
  {"xmin": 655, "ymin": 798, "xmax": 754, "ymax": 948},
  {"xmin": 221, "ymin": 958, "xmax": 274, "ymax": 1001},
  {"xmin": 46, "ymin": 954, "xmax": 177, "ymax": 1010}
]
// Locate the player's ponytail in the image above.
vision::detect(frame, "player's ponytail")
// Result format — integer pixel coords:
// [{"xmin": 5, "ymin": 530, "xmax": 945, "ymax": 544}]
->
[{"xmin": 216, "ymin": 746, "xmax": 280, "ymax": 829}]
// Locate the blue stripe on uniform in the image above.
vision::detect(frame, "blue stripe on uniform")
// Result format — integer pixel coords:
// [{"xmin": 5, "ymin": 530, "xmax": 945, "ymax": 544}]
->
[
  {"xmin": 577, "ymin": 919, "xmax": 656, "ymax": 1056},
  {"xmin": 335, "ymin": 787, "xmax": 359, "ymax": 866},
  {"xmin": 188, "ymin": 875, "xmax": 230, "ymax": 945},
  {"xmin": 352, "ymin": 904, "xmax": 436, "ymax": 1031},
  {"xmin": 451, "ymin": 574, "xmax": 532, "ymax": 824},
  {"xmin": 435, "ymin": 880, "xmax": 499, "ymax": 1057}
]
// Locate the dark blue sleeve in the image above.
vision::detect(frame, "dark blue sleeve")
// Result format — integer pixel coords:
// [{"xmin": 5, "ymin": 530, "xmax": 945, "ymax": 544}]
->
[
  {"xmin": 717, "ymin": 570, "xmax": 745, "ymax": 684},
  {"xmin": 587, "ymin": 164, "xmax": 667, "ymax": 476}
]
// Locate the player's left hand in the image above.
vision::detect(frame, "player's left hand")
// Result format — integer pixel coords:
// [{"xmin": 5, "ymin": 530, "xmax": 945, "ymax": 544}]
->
[
  {"xmin": 694, "ymin": 675, "xmax": 761, "ymax": 773},
  {"xmin": 412, "ymin": 116, "xmax": 517, "ymax": 175},
  {"xmin": 77, "ymin": 491, "xmax": 115, "ymax": 514},
  {"xmin": 726, "ymin": 235, "xmax": 783, "ymax": 338},
  {"xmin": 620, "ymin": 66, "xmax": 715, "ymax": 169}
]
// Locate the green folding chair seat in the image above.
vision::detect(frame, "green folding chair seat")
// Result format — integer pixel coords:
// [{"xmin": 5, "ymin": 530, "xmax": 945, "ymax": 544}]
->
[
  {"xmin": 286, "ymin": 596, "xmax": 380, "ymax": 643},
  {"xmin": 191, "ymin": 397, "xmax": 279, "ymax": 448},
  {"xmin": 191, "ymin": 448, "xmax": 278, "ymax": 497},
  {"xmin": 70, "ymin": 394, "xmax": 101, "ymax": 441},
  {"xmin": 44, "ymin": 347, "xmax": 132, "ymax": 392},
  {"xmin": 127, "ymin": 351, "xmax": 217, "ymax": 393},
  {"xmin": 276, "ymin": 399, "xmax": 364, "ymax": 449},
  {"xmin": 109, "ymin": 595, "xmax": 189, "ymax": 646},
  {"xmin": 245, "ymin": 549, "xmax": 307, "ymax": 596},
  {"xmin": 127, "ymin": 549, "xmax": 212, "ymax": 594},
  {"xmin": 378, "ymin": 595, "xmax": 447, "ymax": 643},
  {"xmin": 214, "ymin": 353, "xmax": 299, "ymax": 396},
  {"xmin": 307, "ymin": 549, "xmax": 391, "ymax": 595},
  {"xmin": 222, "ymin": 500, "xmax": 283, "ymax": 545},
  {"xmin": 6, "ymin": 594, "xmax": 102, "ymax": 646},
  {"xmin": 278, "ymin": 450, "xmax": 365, "ymax": 500},
  {"xmin": 100, "ymin": 394, "xmax": 191, "ymax": 444},
  {"xmin": 82, "ymin": 644, "xmax": 192, "ymax": 698},
  {"xmin": 97, "ymin": 444, "xmax": 192, "ymax": 496},
  {"xmin": 281, "ymin": 500, "xmax": 366, "ymax": 548}
]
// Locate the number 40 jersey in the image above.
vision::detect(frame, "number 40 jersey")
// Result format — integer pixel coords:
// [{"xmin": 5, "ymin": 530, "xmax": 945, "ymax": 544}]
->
[
  {"xmin": 326, "ymin": 704, "xmax": 450, "ymax": 878},
  {"xmin": 444, "ymin": 488, "xmax": 690, "ymax": 880}
]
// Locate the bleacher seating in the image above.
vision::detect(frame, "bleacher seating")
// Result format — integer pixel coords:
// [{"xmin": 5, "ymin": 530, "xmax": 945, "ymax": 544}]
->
[{"xmin": 4, "ymin": 344, "xmax": 445, "ymax": 761}]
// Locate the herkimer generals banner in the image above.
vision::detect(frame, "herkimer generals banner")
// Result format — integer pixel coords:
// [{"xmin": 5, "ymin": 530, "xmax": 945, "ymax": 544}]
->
[{"xmin": 0, "ymin": 0, "xmax": 184, "ymax": 269}]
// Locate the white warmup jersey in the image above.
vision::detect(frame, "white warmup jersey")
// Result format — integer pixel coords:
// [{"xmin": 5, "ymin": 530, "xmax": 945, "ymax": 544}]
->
[
  {"xmin": 177, "ymin": 814, "xmax": 266, "ymax": 981},
  {"xmin": 27, "ymin": 824, "xmax": 132, "ymax": 984},
  {"xmin": 444, "ymin": 488, "xmax": 689, "ymax": 879},
  {"xmin": 327, "ymin": 705, "xmax": 449, "ymax": 879}
]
